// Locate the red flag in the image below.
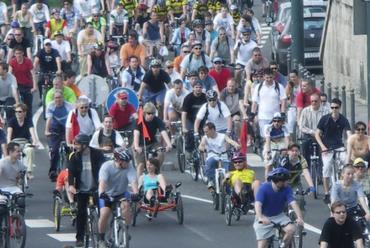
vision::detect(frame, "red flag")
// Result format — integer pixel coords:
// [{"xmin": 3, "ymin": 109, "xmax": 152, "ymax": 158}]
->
[
  {"xmin": 240, "ymin": 119, "xmax": 248, "ymax": 154},
  {"xmin": 137, "ymin": 106, "xmax": 151, "ymax": 141}
]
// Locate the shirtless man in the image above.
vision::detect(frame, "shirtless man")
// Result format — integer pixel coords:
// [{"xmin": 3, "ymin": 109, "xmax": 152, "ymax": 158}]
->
[{"xmin": 347, "ymin": 121, "xmax": 370, "ymax": 164}]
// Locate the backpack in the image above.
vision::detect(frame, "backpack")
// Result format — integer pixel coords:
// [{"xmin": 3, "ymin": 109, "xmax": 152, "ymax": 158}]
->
[
  {"xmin": 189, "ymin": 51, "xmax": 207, "ymax": 67},
  {"xmin": 97, "ymin": 128, "xmax": 117, "ymax": 147},
  {"xmin": 199, "ymin": 101, "xmax": 224, "ymax": 130},
  {"xmin": 257, "ymin": 81, "xmax": 280, "ymax": 98}
]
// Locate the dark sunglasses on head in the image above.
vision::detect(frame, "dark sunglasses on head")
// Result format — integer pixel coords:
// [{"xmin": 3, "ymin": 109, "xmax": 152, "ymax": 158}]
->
[{"xmin": 208, "ymin": 99, "xmax": 217, "ymax": 102}]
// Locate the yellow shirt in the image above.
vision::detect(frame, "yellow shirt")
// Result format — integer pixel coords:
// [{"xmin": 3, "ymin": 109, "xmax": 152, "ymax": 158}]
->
[{"xmin": 230, "ymin": 169, "xmax": 254, "ymax": 186}]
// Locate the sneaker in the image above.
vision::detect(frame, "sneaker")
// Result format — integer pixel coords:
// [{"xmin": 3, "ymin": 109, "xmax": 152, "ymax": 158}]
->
[
  {"xmin": 75, "ymin": 239, "xmax": 84, "ymax": 247},
  {"xmin": 98, "ymin": 240, "xmax": 107, "ymax": 248},
  {"xmin": 49, "ymin": 171, "xmax": 57, "ymax": 182},
  {"xmin": 145, "ymin": 211, "xmax": 152, "ymax": 220},
  {"xmin": 207, "ymin": 181, "xmax": 215, "ymax": 191},
  {"xmin": 27, "ymin": 172, "xmax": 34, "ymax": 180},
  {"xmin": 323, "ymin": 194, "xmax": 330, "ymax": 204}
]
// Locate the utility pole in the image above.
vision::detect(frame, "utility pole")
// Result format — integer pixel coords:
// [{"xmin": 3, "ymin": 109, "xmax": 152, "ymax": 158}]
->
[{"xmin": 291, "ymin": 0, "xmax": 304, "ymax": 66}]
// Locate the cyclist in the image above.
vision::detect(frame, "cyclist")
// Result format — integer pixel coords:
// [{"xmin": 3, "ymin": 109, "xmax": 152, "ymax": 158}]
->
[
  {"xmin": 45, "ymin": 75, "xmax": 77, "ymax": 106},
  {"xmin": 0, "ymin": 1, "xmax": 8, "ymax": 40},
  {"xmin": 98, "ymin": 148, "xmax": 138, "ymax": 248},
  {"xmin": 119, "ymin": 30, "xmax": 146, "ymax": 68},
  {"xmin": 299, "ymin": 93, "xmax": 329, "ymax": 169},
  {"xmin": 194, "ymin": 89, "xmax": 231, "ymax": 135},
  {"xmin": 74, "ymin": 0, "xmax": 104, "ymax": 23},
  {"xmin": 54, "ymin": 168, "xmax": 76, "ymax": 211},
  {"xmin": 86, "ymin": 9, "xmax": 107, "ymax": 39},
  {"xmin": 65, "ymin": 96, "xmax": 102, "ymax": 146},
  {"xmin": 263, "ymin": 112, "xmax": 290, "ymax": 180},
  {"xmin": 45, "ymin": 8, "xmax": 67, "ymax": 38},
  {"xmin": 224, "ymin": 151, "xmax": 260, "ymax": 204},
  {"xmin": 165, "ymin": 60, "xmax": 181, "ymax": 83},
  {"xmin": 108, "ymin": 90, "xmax": 137, "ymax": 131},
  {"xmin": 296, "ymin": 78, "xmax": 321, "ymax": 121},
  {"xmin": 346, "ymin": 121, "xmax": 370, "ymax": 164},
  {"xmin": 120, "ymin": 55, "xmax": 145, "ymax": 91},
  {"xmin": 0, "ymin": 62, "xmax": 19, "ymax": 121},
  {"xmin": 315, "ymin": 98, "xmax": 351, "ymax": 204},
  {"xmin": 138, "ymin": 158, "xmax": 168, "ymax": 219},
  {"xmin": 29, "ymin": 0, "xmax": 50, "ymax": 37},
  {"xmin": 353, "ymin": 158, "xmax": 370, "ymax": 199},
  {"xmin": 87, "ymin": 42, "xmax": 111, "ymax": 78},
  {"xmin": 204, "ymin": 19, "xmax": 218, "ymax": 56},
  {"xmin": 253, "ymin": 167, "xmax": 304, "ymax": 248},
  {"xmin": 7, "ymin": 28, "xmax": 32, "ymax": 63},
  {"xmin": 209, "ymin": 57, "xmax": 232, "ymax": 92},
  {"xmin": 213, "ymin": 6, "xmax": 234, "ymax": 38},
  {"xmin": 233, "ymin": 27, "xmax": 257, "ymax": 67},
  {"xmin": 285, "ymin": 70, "xmax": 301, "ymax": 137},
  {"xmin": 109, "ymin": 2, "xmax": 129, "ymax": 36},
  {"xmin": 137, "ymin": 59, "xmax": 171, "ymax": 119},
  {"xmin": 133, "ymin": 102, "xmax": 172, "ymax": 177},
  {"xmin": 174, "ymin": 45, "xmax": 190, "ymax": 73},
  {"xmin": 67, "ymin": 134, "xmax": 105, "ymax": 248},
  {"xmin": 245, "ymin": 47, "xmax": 269, "ymax": 82},
  {"xmin": 198, "ymin": 66, "xmax": 218, "ymax": 92},
  {"xmin": 163, "ymin": 79, "xmax": 188, "ymax": 129},
  {"xmin": 13, "ymin": 3, "xmax": 33, "ymax": 44},
  {"xmin": 198, "ymin": 122, "xmax": 240, "ymax": 189},
  {"xmin": 34, "ymin": 38, "xmax": 62, "ymax": 103},
  {"xmin": 45, "ymin": 89, "xmax": 74, "ymax": 181},
  {"xmin": 319, "ymin": 201, "xmax": 364, "ymax": 248},
  {"xmin": 331, "ymin": 165, "xmax": 370, "ymax": 221},
  {"xmin": 251, "ymin": 68, "xmax": 287, "ymax": 139},
  {"xmin": 142, "ymin": 12, "xmax": 164, "ymax": 57},
  {"xmin": 209, "ymin": 28, "xmax": 234, "ymax": 66},
  {"xmin": 170, "ymin": 19, "xmax": 191, "ymax": 56},
  {"xmin": 60, "ymin": 0, "xmax": 79, "ymax": 44},
  {"xmin": 89, "ymin": 115, "xmax": 125, "ymax": 152},
  {"xmin": 51, "ymin": 31, "xmax": 72, "ymax": 72},
  {"xmin": 7, "ymin": 103, "xmax": 40, "ymax": 179},
  {"xmin": 76, "ymin": 22, "xmax": 104, "ymax": 76}
]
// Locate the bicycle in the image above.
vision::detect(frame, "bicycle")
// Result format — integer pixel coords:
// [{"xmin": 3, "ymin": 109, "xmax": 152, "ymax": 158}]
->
[
  {"xmin": 33, "ymin": 33, "xmax": 44, "ymax": 56},
  {"xmin": 170, "ymin": 121, "xmax": 186, "ymax": 173},
  {"xmin": 119, "ymin": 130, "xmax": 134, "ymax": 149},
  {"xmin": 106, "ymin": 195, "xmax": 131, "ymax": 248},
  {"xmin": 348, "ymin": 205, "xmax": 370, "ymax": 247},
  {"xmin": 287, "ymin": 189, "xmax": 307, "ymax": 248},
  {"xmin": 47, "ymin": 133, "xmax": 69, "ymax": 175},
  {"xmin": 77, "ymin": 191, "xmax": 99, "ymax": 248},
  {"xmin": 0, "ymin": 190, "xmax": 27, "ymax": 248},
  {"xmin": 107, "ymin": 65, "xmax": 122, "ymax": 91},
  {"xmin": 53, "ymin": 190, "xmax": 76, "ymax": 232},
  {"xmin": 37, "ymin": 71, "xmax": 57, "ymax": 120},
  {"xmin": 322, "ymin": 147, "xmax": 346, "ymax": 186},
  {"xmin": 309, "ymin": 142, "xmax": 321, "ymax": 199},
  {"xmin": 265, "ymin": 0, "xmax": 275, "ymax": 26}
]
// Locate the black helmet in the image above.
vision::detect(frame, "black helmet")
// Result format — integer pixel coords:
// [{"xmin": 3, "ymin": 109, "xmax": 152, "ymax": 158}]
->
[
  {"xmin": 267, "ymin": 167, "xmax": 290, "ymax": 182},
  {"xmin": 113, "ymin": 148, "xmax": 132, "ymax": 162},
  {"xmin": 206, "ymin": 89, "xmax": 218, "ymax": 100},
  {"xmin": 74, "ymin": 134, "xmax": 90, "ymax": 145}
]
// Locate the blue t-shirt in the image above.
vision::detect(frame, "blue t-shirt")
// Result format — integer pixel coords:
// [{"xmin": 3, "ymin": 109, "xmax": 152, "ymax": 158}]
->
[
  {"xmin": 143, "ymin": 174, "xmax": 159, "ymax": 192},
  {"xmin": 46, "ymin": 101, "xmax": 74, "ymax": 133},
  {"xmin": 255, "ymin": 182, "xmax": 295, "ymax": 217}
]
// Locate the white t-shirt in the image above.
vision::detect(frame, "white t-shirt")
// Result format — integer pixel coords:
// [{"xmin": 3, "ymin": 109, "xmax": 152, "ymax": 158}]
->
[
  {"xmin": 51, "ymin": 40, "xmax": 71, "ymax": 62},
  {"xmin": 180, "ymin": 53, "xmax": 213, "ymax": 74},
  {"xmin": 168, "ymin": 71, "xmax": 181, "ymax": 83},
  {"xmin": 89, "ymin": 129, "xmax": 124, "ymax": 149},
  {"xmin": 109, "ymin": 9, "xmax": 129, "ymax": 26},
  {"xmin": 74, "ymin": 0, "xmax": 101, "ymax": 19},
  {"xmin": 252, "ymin": 81, "xmax": 287, "ymax": 121},
  {"xmin": 65, "ymin": 108, "xmax": 102, "ymax": 136},
  {"xmin": 0, "ymin": 2, "xmax": 7, "ymax": 24},
  {"xmin": 164, "ymin": 88, "xmax": 189, "ymax": 112},
  {"xmin": 120, "ymin": 67, "xmax": 146, "ymax": 91},
  {"xmin": 196, "ymin": 101, "xmax": 231, "ymax": 131},
  {"xmin": 205, "ymin": 133, "xmax": 228, "ymax": 160},
  {"xmin": 29, "ymin": 4, "xmax": 50, "ymax": 23},
  {"xmin": 213, "ymin": 13, "xmax": 234, "ymax": 34},
  {"xmin": 234, "ymin": 39, "xmax": 257, "ymax": 66}
]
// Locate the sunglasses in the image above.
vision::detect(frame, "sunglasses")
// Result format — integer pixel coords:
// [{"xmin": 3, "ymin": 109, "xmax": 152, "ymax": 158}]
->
[
  {"xmin": 354, "ymin": 166, "xmax": 366, "ymax": 169},
  {"xmin": 79, "ymin": 106, "xmax": 89, "ymax": 109},
  {"xmin": 270, "ymin": 67, "xmax": 278, "ymax": 70},
  {"xmin": 242, "ymin": 33, "xmax": 250, "ymax": 36},
  {"xmin": 14, "ymin": 34, "xmax": 22, "ymax": 36},
  {"xmin": 272, "ymin": 120, "xmax": 281, "ymax": 123},
  {"xmin": 93, "ymin": 15, "xmax": 99, "ymax": 17},
  {"xmin": 234, "ymin": 161, "xmax": 244, "ymax": 164},
  {"xmin": 356, "ymin": 128, "xmax": 366, "ymax": 131},
  {"xmin": 183, "ymin": 50, "xmax": 190, "ymax": 53},
  {"xmin": 146, "ymin": 112, "xmax": 154, "ymax": 115},
  {"xmin": 334, "ymin": 210, "xmax": 346, "ymax": 215},
  {"xmin": 193, "ymin": 47, "xmax": 202, "ymax": 50},
  {"xmin": 167, "ymin": 66, "xmax": 174, "ymax": 69},
  {"xmin": 214, "ymin": 61, "xmax": 222, "ymax": 64},
  {"xmin": 15, "ymin": 110, "xmax": 23, "ymax": 113},
  {"xmin": 311, "ymin": 100, "xmax": 318, "ymax": 103},
  {"xmin": 208, "ymin": 99, "xmax": 217, "ymax": 102},
  {"xmin": 120, "ymin": 97, "xmax": 128, "ymax": 100},
  {"xmin": 331, "ymin": 106, "xmax": 340, "ymax": 109}
]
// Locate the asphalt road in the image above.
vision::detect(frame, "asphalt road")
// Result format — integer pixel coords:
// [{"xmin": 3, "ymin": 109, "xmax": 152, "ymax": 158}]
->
[{"xmin": 20, "ymin": 1, "xmax": 333, "ymax": 247}]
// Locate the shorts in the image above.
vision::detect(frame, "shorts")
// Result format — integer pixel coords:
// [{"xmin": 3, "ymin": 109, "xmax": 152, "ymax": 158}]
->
[
  {"xmin": 98, "ymin": 191, "xmax": 130, "ymax": 209},
  {"xmin": 258, "ymin": 119, "xmax": 270, "ymax": 138},
  {"xmin": 253, "ymin": 213, "xmax": 292, "ymax": 240},
  {"xmin": 286, "ymin": 107, "xmax": 297, "ymax": 134},
  {"xmin": 134, "ymin": 142, "xmax": 161, "ymax": 165},
  {"xmin": 322, "ymin": 147, "xmax": 346, "ymax": 178},
  {"xmin": 143, "ymin": 88, "xmax": 166, "ymax": 106}
]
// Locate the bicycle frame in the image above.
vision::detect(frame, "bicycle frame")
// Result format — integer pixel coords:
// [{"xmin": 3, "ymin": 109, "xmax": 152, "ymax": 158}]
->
[{"xmin": 331, "ymin": 148, "xmax": 346, "ymax": 184}]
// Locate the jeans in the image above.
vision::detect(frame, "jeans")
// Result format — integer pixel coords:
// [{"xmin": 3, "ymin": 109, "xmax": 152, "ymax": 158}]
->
[
  {"xmin": 206, "ymin": 157, "xmax": 230, "ymax": 181},
  {"xmin": 48, "ymin": 132, "xmax": 65, "ymax": 174}
]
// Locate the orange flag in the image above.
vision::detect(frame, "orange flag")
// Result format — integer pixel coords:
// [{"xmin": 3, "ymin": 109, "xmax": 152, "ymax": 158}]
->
[
  {"xmin": 240, "ymin": 119, "xmax": 248, "ymax": 154},
  {"xmin": 137, "ymin": 106, "xmax": 151, "ymax": 141}
]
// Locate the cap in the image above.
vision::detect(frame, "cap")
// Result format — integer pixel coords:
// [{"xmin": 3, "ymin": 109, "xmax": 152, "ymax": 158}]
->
[
  {"xmin": 44, "ymin": 39, "xmax": 52, "ymax": 45},
  {"xmin": 54, "ymin": 30, "xmax": 64, "ymax": 37},
  {"xmin": 230, "ymin": 4, "xmax": 237, "ymax": 10},
  {"xmin": 272, "ymin": 112, "xmax": 282, "ymax": 120},
  {"xmin": 213, "ymin": 57, "xmax": 223, "ymax": 63},
  {"xmin": 354, "ymin": 158, "xmax": 368, "ymax": 168},
  {"xmin": 116, "ymin": 91, "xmax": 128, "ymax": 99}
]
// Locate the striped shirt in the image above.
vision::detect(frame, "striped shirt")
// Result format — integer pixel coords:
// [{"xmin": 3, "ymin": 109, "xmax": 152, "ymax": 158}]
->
[{"xmin": 299, "ymin": 105, "xmax": 330, "ymax": 135}]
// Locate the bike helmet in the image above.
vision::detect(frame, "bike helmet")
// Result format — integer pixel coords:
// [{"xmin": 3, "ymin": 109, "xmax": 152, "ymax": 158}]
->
[
  {"xmin": 51, "ymin": 8, "xmax": 60, "ymax": 14},
  {"xmin": 240, "ymin": 26, "xmax": 252, "ymax": 34},
  {"xmin": 94, "ymin": 41, "xmax": 104, "ymax": 50},
  {"xmin": 267, "ymin": 167, "xmax": 290, "ymax": 182},
  {"xmin": 353, "ymin": 158, "xmax": 368, "ymax": 168},
  {"xmin": 74, "ymin": 134, "xmax": 90, "ymax": 145},
  {"xmin": 113, "ymin": 147, "xmax": 132, "ymax": 162},
  {"xmin": 206, "ymin": 89, "xmax": 218, "ymax": 100},
  {"xmin": 272, "ymin": 112, "xmax": 282, "ymax": 122},
  {"xmin": 232, "ymin": 151, "xmax": 246, "ymax": 163},
  {"xmin": 150, "ymin": 59, "xmax": 162, "ymax": 68},
  {"xmin": 193, "ymin": 19, "xmax": 203, "ymax": 27},
  {"xmin": 11, "ymin": 21, "xmax": 20, "ymax": 29}
]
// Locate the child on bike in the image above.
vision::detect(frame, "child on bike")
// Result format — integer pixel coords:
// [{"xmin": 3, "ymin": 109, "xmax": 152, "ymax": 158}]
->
[
  {"xmin": 54, "ymin": 168, "xmax": 76, "ymax": 211},
  {"xmin": 225, "ymin": 152, "xmax": 260, "ymax": 206}
]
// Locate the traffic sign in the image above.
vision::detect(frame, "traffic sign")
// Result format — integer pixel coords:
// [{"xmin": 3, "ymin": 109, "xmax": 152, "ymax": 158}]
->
[{"xmin": 105, "ymin": 87, "xmax": 139, "ymax": 112}]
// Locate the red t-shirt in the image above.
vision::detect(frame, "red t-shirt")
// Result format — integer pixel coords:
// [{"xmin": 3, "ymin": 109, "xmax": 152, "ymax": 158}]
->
[
  {"xmin": 9, "ymin": 57, "xmax": 33, "ymax": 88},
  {"xmin": 296, "ymin": 87, "xmax": 321, "ymax": 108},
  {"xmin": 208, "ymin": 68, "xmax": 232, "ymax": 91},
  {"xmin": 109, "ymin": 102, "xmax": 136, "ymax": 129}
]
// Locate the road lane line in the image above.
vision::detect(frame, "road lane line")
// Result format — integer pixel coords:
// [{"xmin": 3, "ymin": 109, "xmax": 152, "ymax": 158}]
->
[
  {"xmin": 25, "ymin": 219, "xmax": 54, "ymax": 228},
  {"xmin": 182, "ymin": 194, "xmax": 321, "ymax": 235},
  {"xmin": 33, "ymin": 107, "xmax": 45, "ymax": 150},
  {"xmin": 47, "ymin": 233, "xmax": 75, "ymax": 242}
]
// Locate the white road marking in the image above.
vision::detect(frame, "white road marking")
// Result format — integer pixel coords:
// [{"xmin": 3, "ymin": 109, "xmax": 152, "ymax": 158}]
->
[
  {"xmin": 25, "ymin": 219, "xmax": 54, "ymax": 228},
  {"xmin": 182, "ymin": 194, "xmax": 322, "ymax": 235},
  {"xmin": 47, "ymin": 233, "xmax": 75, "ymax": 242},
  {"xmin": 33, "ymin": 107, "xmax": 45, "ymax": 150}
]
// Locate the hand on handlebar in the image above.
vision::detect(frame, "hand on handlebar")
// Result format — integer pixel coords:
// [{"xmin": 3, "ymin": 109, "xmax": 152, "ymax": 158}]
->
[
  {"xmin": 165, "ymin": 144, "xmax": 172, "ymax": 152},
  {"xmin": 296, "ymin": 217, "xmax": 304, "ymax": 227},
  {"xmin": 135, "ymin": 147, "xmax": 143, "ymax": 154},
  {"xmin": 258, "ymin": 216, "xmax": 271, "ymax": 225}
]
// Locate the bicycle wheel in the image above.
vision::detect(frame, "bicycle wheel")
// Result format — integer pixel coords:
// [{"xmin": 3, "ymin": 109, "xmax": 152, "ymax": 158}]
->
[
  {"xmin": 295, "ymin": 225, "xmax": 303, "ymax": 248},
  {"xmin": 176, "ymin": 193, "xmax": 184, "ymax": 225},
  {"xmin": 53, "ymin": 197, "xmax": 62, "ymax": 232},
  {"xmin": 88, "ymin": 210, "xmax": 99, "ymax": 248},
  {"xmin": 176, "ymin": 136, "xmax": 185, "ymax": 173},
  {"xmin": 225, "ymin": 196, "xmax": 232, "ymax": 226},
  {"xmin": 0, "ymin": 216, "xmax": 9, "ymax": 247},
  {"xmin": 212, "ymin": 192, "xmax": 219, "ymax": 211},
  {"xmin": 131, "ymin": 202, "xmax": 138, "ymax": 227},
  {"xmin": 219, "ymin": 175, "xmax": 226, "ymax": 215},
  {"xmin": 8, "ymin": 214, "xmax": 26, "ymax": 248},
  {"xmin": 116, "ymin": 218, "xmax": 130, "ymax": 248}
]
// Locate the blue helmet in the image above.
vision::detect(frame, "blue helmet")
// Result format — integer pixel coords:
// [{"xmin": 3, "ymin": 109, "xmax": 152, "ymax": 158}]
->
[{"xmin": 267, "ymin": 167, "xmax": 290, "ymax": 182}]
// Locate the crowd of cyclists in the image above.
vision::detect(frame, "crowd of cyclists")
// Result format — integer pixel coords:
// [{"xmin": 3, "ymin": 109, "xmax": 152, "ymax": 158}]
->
[{"xmin": 0, "ymin": 0, "xmax": 369, "ymax": 247}]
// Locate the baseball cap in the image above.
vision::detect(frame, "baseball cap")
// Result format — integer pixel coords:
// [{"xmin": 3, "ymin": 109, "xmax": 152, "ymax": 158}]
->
[
  {"xmin": 191, "ymin": 40, "xmax": 202, "ymax": 48},
  {"xmin": 44, "ymin": 39, "xmax": 52, "ymax": 45},
  {"xmin": 240, "ymin": 27, "xmax": 252, "ymax": 34},
  {"xmin": 213, "ymin": 57, "xmax": 223, "ymax": 63},
  {"xmin": 353, "ymin": 158, "xmax": 368, "ymax": 168}
]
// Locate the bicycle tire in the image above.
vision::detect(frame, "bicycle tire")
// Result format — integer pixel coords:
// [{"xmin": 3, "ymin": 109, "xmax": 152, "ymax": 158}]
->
[
  {"xmin": 88, "ymin": 210, "xmax": 99, "ymax": 248},
  {"xmin": 0, "ymin": 216, "xmax": 9, "ymax": 247},
  {"xmin": 212, "ymin": 192, "xmax": 219, "ymax": 211},
  {"xmin": 116, "ymin": 218, "xmax": 130, "ymax": 248},
  {"xmin": 176, "ymin": 137, "xmax": 185, "ymax": 173},
  {"xmin": 311, "ymin": 161, "xmax": 318, "ymax": 199},
  {"xmin": 295, "ymin": 225, "xmax": 303, "ymax": 248},
  {"xmin": 219, "ymin": 175, "xmax": 226, "ymax": 215},
  {"xmin": 8, "ymin": 213, "xmax": 26, "ymax": 248},
  {"xmin": 225, "ymin": 196, "xmax": 232, "ymax": 226},
  {"xmin": 131, "ymin": 202, "xmax": 138, "ymax": 227},
  {"xmin": 54, "ymin": 197, "xmax": 62, "ymax": 232},
  {"xmin": 190, "ymin": 157, "xmax": 199, "ymax": 181},
  {"xmin": 176, "ymin": 193, "xmax": 184, "ymax": 225}
]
